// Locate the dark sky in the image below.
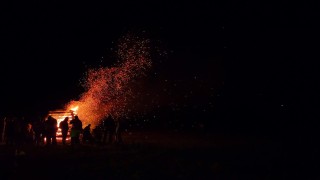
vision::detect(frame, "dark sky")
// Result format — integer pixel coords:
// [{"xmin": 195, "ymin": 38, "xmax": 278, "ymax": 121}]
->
[{"xmin": 0, "ymin": 1, "xmax": 319, "ymax": 134}]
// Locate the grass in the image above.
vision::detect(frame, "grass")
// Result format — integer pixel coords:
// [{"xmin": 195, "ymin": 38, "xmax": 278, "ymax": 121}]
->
[{"xmin": 0, "ymin": 130, "xmax": 317, "ymax": 179}]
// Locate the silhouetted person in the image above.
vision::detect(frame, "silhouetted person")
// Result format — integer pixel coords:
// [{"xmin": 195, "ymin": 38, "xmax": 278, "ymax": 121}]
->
[
  {"xmin": 24, "ymin": 122, "xmax": 34, "ymax": 145},
  {"xmin": 14, "ymin": 117, "xmax": 25, "ymax": 155},
  {"xmin": 92, "ymin": 122, "xmax": 103, "ymax": 145},
  {"xmin": 5, "ymin": 118, "xmax": 15, "ymax": 146},
  {"xmin": 33, "ymin": 118, "xmax": 45, "ymax": 146},
  {"xmin": 45, "ymin": 116, "xmax": 58, "ymax": 146},
  {"xmin": 70, "ymin": 115, "xmax": 82, "ymax": 147},
  {"xmin": 1, "ymin": 117, "xmax": 6, "ymax": 143},
  {"xmin": 59, "ymin": 117, "xmax": 69, "ymax": 145},
  {"xmin": 115, "ymin": 120, "xmax": 123, "ymax": 144},
  {"xmin": 102, "ymin": 115, "xmax": 115, "ymax": 144},
  {"xmin": 82, "ymin": 124, "xmax": 94, "ymax": 144}
]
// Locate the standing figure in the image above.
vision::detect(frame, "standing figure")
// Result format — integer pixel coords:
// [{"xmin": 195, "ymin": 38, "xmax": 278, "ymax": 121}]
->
[
  {"xmin": 82, "ymin": 124, "xmax": 94, "ymax": 144},
  {"xmin": 24, "ymin": 122, "xmax": 34, "ymax": 145},
  {"xmin": 5, "ymin": 118, "xmax": 15, "ymax": 146},
  {"xmin": 44, "ymin": 116, "xmax": 58, "ymax": 146},
  {"xmin": 102, "ymin": 115, "xmax": 115, "ymax": 144},
  {"xmin": 114, "ymin": 120, "xmax": 123, "ymax": 144},
  {"xmin": 1, "ymin": 117, "xmax": 6, "ymax": 143},
  {"xmin": 14, "ymin": 117, "xmax": 25, "ymax": 155},
  {"xmin": 33, "ymin": 118, "xmax": 45, "ymax": 146},
  {"xmin": 92, "ymin": 124, "xmax": 103, "ymax": 145},
  {"xmin": 59, "ymin": 117, "xmax": 69, "ymax": 145},
  {"xmin": 70, "ymin": 115, "xmax": 82, "ymax": 147}
]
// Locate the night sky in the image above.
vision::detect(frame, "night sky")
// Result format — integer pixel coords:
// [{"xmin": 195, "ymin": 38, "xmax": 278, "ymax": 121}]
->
[{"xmin": 0, "ymin": 1, "xmax": 319, "ymax": 135}]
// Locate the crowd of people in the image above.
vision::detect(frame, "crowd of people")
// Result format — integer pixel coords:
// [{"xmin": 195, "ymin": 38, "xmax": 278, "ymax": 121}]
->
[{"xmin": 0, "ymin": 115, "xmax": 123, "ymax": 153}]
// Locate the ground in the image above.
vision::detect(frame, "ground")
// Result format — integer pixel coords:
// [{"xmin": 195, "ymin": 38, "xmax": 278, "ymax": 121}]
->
[{"xmin": 0, "ymin": 130, "xmax": 318, "ymax": 179}]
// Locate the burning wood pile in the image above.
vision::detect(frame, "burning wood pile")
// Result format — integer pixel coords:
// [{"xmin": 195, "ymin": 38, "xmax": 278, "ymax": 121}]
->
[{"xmin": 47, "ymin": 109, "xmax": 76, "ymax": 142}]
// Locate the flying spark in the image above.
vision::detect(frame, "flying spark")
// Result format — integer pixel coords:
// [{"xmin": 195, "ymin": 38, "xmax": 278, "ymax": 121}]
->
[{"xmin": 65, "ymin": 34, "xmax": 152, "ymax": 127}]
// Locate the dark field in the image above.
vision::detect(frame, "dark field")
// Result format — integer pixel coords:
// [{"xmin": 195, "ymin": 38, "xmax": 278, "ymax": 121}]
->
[{"xmin": 0, "ymin": 131, "xmax": 319, "ymax": 179}]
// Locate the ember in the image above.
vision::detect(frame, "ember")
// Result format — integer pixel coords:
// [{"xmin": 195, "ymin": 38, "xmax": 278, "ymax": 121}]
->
[{"xmin": 64, "ymin": 34, "xmax": 152, "ymax": 127}]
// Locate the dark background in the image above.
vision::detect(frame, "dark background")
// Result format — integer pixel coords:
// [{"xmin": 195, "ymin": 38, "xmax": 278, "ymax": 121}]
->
[{"xmin": 0, "ymin": 1, "xmax": 319, "ymax": 137}]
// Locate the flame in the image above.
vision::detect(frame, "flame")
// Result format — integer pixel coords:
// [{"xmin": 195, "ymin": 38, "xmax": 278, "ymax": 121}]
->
[
  {"xmin": 47, "ymin": 110, "xmax": 74, "ymax": 143},
  {"xmin": 70, "ymin": 106, "xmax": 79, "ymax": 115}
]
